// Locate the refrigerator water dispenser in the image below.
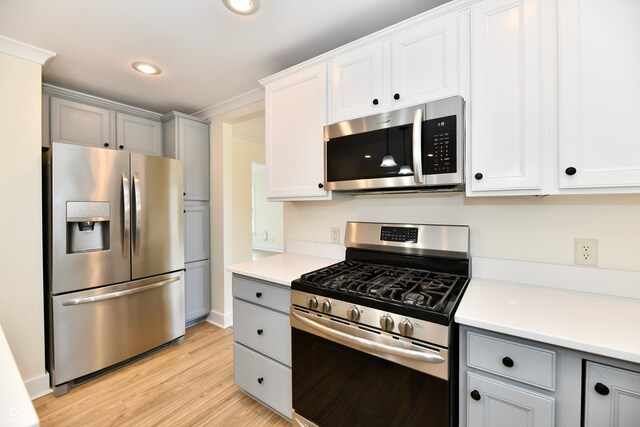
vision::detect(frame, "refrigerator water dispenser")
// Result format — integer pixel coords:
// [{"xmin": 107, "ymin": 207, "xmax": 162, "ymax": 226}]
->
[{"xmin": 66, "ymin": 201, "xmax": 110, "ymax": 253}]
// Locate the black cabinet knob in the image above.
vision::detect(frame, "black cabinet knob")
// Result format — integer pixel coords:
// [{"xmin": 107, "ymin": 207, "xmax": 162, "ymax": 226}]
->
[
  {"xmin": 373, "ymin": 98, "xmax": 379, "ymax": 105},
  {"xmin": 393, "ymin": 93, "xmax": 400, "ymax": 100},
  {"xmin": 119, "ymin": 145, "xmax": 124, "ymax": 149},
  {"xmin": 502, "ymin": 357, "xmax": 515, "ymax": 368},
  {"xmin": 474, "ymin": 172, "xmax": 484, "ymax": 180},
  {"xmin": 183, "ymin": 192, "xmax": 186, "ymax": 196},
  {"xmin": 257, "ymin": 377, "xmax": 264, "ymax": 384},
  {"xmin": 470, "ymin": 390, "xmax": 481, "ymax": 401},
  {"xmin": 256, "ymin": 292, "xmax": 262, "ymax": 298},
  {"xmin": 257, "ymin": 329, "xmax": 263, "ymax": 335},
  {"xmin": 318, "ymin": 183, "xmax": 324, "ymax": 189},
  {"xmin": 594, "ymin": 382, "xmax": 610, "ymax": 396},
  {"xmin": 104, "ymin": 143, "xmax": 110, "ymax": 147},
  {"xmin": 565, "ymin": 167, "xmax": 577, "ymax": 176}
]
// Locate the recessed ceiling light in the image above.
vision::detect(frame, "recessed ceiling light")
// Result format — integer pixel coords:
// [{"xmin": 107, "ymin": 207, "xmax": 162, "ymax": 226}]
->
[
  {"xmin": 131, "ymin": 61, "xmax": 162, "ymax": 75},
  {"xmin": 222, "ymin": 0, "xmax": 259, "ymax": 15}
]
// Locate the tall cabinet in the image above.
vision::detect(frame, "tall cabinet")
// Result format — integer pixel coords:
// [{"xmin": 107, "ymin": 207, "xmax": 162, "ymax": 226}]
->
[{"xmin": 163, "ymin": 112, "xmax": 211, "ymax": 325}]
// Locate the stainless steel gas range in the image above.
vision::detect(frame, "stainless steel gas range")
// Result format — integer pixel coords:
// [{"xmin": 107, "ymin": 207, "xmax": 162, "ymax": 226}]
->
[{"xmin": 290, "ymin": 221, "xmax": 470, "ymax": 427}]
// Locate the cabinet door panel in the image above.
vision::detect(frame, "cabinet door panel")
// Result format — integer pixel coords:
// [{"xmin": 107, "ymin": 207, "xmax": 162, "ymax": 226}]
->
[
  {"xmin": 178, "ymin": 118, "xmax": 210, "ymax": 200},
  {"xmin": 184, "ymin": 260, "xmax": 210, "ymax": 322},
  {"xmin": 467, "ymin": 373, "xmax": 555, "ymax": 427},
  {"xmin": 184, "ymin": 202, "xmax": 209, "ymax": 263},
  {"xmin": 470, "ymin": 0, "xmax": 543, "ymax": 192},
  {"xmin": 390, "ymin": 12, "xmax": 460, "ymax": 109},
  {"xmin": 584, "ymin": 361, "xmax": 640, "ymax": 427},
  {"xmin": 329, "ymin": 42, "xmax": 383, "ymax": 123},
  {"xmin": 265, "ymin": 64, "xmax": 328, "ymax": 199},
  {"xmin": 116, "ymin": 113, "xmax": 162, "ymax": 156},
  {"xmin": 558, "ymin": 0, "xmax": 640, "ymax": 189},
  {"xmin": 50, "ymin": 98, "xmax": 111, "ymax": 148}
]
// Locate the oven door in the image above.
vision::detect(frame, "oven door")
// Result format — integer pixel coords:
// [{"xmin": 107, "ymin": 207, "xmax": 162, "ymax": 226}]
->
[{"xmin": 290, "ymin": 308, "xmax": 453, "ymax": 427}]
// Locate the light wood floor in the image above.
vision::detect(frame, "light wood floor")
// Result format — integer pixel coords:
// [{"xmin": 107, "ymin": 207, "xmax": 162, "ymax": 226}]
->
[{"xmin": 34, "ymin": 322, "xmax": 291, "ymax": 426}]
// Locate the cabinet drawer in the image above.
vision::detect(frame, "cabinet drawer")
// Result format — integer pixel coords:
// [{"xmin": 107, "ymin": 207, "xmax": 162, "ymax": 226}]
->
[
  {"xmin": 234, "ymin": 342, "xmax": 291, "ymax": 418},
  {"xmin": 467, "ymin": 331, "xmax": 556, "ymax": 390},
  {"xmin": 232, "ymin": 275, "xmax": 290, "ymax": 313},
  {"xmin": 233, "ymin": 299, "xmax": 291, "ymax": 365}
]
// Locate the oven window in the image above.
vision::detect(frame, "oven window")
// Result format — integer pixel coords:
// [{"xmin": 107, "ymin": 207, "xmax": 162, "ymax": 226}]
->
[{"xmin": 292, "ymin": 328, "xmax": 450, "ymax": 427}]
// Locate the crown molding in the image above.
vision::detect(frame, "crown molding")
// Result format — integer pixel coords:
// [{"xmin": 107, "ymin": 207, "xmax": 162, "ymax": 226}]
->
[
  {"xmin": 194, "ymin": 87, "xmax": 265, "ymax": 119},
  {"xmin": 0, "ymin": 35, "xmax": 56, "ymax": 65}
]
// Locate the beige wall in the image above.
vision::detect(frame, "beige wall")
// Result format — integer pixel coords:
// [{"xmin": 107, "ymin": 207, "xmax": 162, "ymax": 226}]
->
[
  {"xmin": 0, "ymin": 52, "xmax": 46, "ymax": 385},
  {"xmin": 285, "ymin": 193, "xmax": 640, "ymax": 272}
]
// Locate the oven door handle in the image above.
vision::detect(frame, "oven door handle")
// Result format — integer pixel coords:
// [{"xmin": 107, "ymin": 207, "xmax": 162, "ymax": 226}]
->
[{"xmin": 291, "ymin": 311, "xmax": 445, "ymax": 364}]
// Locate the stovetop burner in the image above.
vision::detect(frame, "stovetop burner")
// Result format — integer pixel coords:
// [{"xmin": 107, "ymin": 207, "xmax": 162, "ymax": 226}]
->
[{"xmin": 300, "ymin": 261, "xmax": 461, "ymax": 311}]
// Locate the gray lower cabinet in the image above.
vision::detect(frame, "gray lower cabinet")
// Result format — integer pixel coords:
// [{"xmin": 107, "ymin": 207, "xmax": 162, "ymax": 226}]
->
[
  {"xmin": 232, "ymin": 274, "xmax": 291, "ymax": 420},
  {"xmin": 184, "ymin": 260, "xmax": 210, "ymax": 323},
  {"xmin": 584, "ymin": 361, "xmax": 640, "ymax": 427},
  {"xmin": 460, "ymin": 326, "xmax": 640, "ymax": 427},
  {"xmin": 184, "ymin": 201, "xmax": 210, "ymax": 264}
]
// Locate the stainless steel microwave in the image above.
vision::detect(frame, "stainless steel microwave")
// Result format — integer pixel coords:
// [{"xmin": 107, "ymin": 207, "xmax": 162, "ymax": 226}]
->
[{"xmin": 324, "ymin": 96, "xmax": 465, "ymax": 193}]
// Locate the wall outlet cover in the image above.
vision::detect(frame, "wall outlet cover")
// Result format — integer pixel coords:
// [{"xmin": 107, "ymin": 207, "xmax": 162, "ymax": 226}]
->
[{"xmin": 574, "ymin": 238, "xmax": 598, "ymax": 266}]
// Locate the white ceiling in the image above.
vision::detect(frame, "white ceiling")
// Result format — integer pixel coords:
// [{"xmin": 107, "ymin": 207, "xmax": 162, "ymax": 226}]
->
[{"xmin": 0, "ymin": 0, "xmax": 449, "ymax": 115}]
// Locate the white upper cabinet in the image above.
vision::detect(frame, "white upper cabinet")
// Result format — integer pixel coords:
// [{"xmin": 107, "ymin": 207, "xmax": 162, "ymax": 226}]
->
[
  {"xmin": 265, "ymin": 63, "xmax": 332, "ymax": 200},
  {"xmin": 116, "ymin": 113, "xmax": 162, "ymax": 156},
  {"xmin": 50, "ymin": 97, "xmax": 112, "ymax": 149},
  {"xmin": 389, "ymin": 12, "xmax": 462, "ymax": 110},
  {"xmin": 558, "ymin": 0, "xmax": 640, "ymax": 191},
  {"xmin": 328, "ymin": 42, "xmax": 384, "ymax": 123},
  {"xmin": 468, "ymin": 0, "xmax": 546, "ymax": 194},
  {"xmin": 328, "ymin": 12, "xmax": 464, "ymax": 124}
]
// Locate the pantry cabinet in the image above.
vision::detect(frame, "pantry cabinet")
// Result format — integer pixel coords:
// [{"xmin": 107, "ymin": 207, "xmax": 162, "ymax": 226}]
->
[
  {"xmin": 557, "ymin": 0, "xmax": 640, "ymax": 191},
  {"xmin": 48, "ymin": 95, "xmax": 162, "ymax": 156},
  {"xmin": 328, "ymin": 11, "xmax": 465, "ymax": 124},
  {"xmin": 467, "ymin": 0, "xmax": 549, "ymax": 194},
  {"xmin": 184, "ymin": 260, "xmax": 210, "ymax": 323},
  {"xmin": 263, "ymin": 63, "xmax": 332, "ymax": 201}
]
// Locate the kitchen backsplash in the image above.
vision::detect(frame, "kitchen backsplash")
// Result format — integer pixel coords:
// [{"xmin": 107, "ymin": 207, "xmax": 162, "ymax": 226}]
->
[{"xmin": 284, "ymin": 193, "xmax": 640, "ymax": 272}]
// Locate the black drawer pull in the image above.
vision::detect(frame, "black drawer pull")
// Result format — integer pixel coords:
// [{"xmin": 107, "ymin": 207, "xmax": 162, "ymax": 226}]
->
[
  {"xmin": 565, "ymin": 167, "xmax": 577, "ymax": 176},
  {"xmin": 256, "ymin": 292, "xmax": 262, "ymax": 298},
  {"xmin": 470, "ymin": 390, "xmax": 481, "ymax": 401},
  {"xmin": 318, "ymin": 183, "xmax": 324, "ymax": 189},
  {"xmin": 373, "ymin": 98, "xmax": 379, "ymax": 105},
  {"xmin": 257, "ymin": 377, "xmax": 264, "ymax": 384},
  {"xmin": 502, "ymin": 357, "xmax": 514, "ymax": 368},
  {"xmin": 104, "ymin": 143, "xmax": 110, "ymax": 147},
  {"xmin": 595, "ymin": 382, "xmax": 610, "ymax": 396},
  {"xmin": 474, "ymin": 172, "xmax": 483, "ymax": 180},
  {"xmin": 119, "ymin": 145, "xmax": 124, "ymax": 149},
  {"xmin": 257, "ymin": 329, "xmax": 263, "ymax": 335},
  {"xmin": 393, "ymin": 93, "xmax": 400, "ymax": 100}
]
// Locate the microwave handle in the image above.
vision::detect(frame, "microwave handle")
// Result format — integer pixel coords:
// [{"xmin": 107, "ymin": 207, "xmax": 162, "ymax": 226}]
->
[{"xmin": 412, "ymin": 108, "xmax": 424, "ymax": 184}]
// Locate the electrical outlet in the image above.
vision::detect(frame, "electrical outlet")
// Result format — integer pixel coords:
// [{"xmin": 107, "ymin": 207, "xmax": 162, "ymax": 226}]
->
[
  {"xmin": 330, "ymin": 227, "xmax": 340, "ymax": 244},
  {"xmin": 574, "ymin": 238, "xmax": 598, "ymax": 266}
]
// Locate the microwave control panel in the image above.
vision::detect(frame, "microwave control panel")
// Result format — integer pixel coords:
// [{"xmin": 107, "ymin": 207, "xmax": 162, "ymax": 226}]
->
[{"xmin": 423, "ymin": 115, "xmax": 457, "ymax": 175}]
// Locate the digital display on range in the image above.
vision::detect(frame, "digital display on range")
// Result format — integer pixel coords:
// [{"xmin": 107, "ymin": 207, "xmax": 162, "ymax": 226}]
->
[{"xmin": 380, "ymin": 226, "xmax": 418, "ymax": 243}]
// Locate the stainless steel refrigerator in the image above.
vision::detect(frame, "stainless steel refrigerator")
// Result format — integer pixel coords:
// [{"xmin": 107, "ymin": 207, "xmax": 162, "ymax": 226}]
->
[{"xmin": 43, "ymin": 142, "xmax": 185, "ymax": 396}]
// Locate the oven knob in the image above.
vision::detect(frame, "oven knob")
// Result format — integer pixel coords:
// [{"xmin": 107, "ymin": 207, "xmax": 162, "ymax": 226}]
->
[
  {"xmin": 306, "ymin": 296, "xmax": 318, "ymax": 310},
  {"xmin": 321, "ymin": 299, "xmax": 332, "ymax": 313},
  {"xmin": 347, "ymin": 306, "xmax": 360, "ymax": 321},
  {"xmin": 398, "ymin": 319, "xmax": 414, "ymax": 337},
  {"xmin": 380, "ymin": 314, "xmax": 394, "ymax": 331}
]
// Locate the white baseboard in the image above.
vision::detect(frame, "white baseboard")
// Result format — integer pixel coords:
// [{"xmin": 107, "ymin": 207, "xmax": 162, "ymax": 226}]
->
[
  {"xmin": 25, "ymin": 372, "xmax": 51, "ymax": 399},
  {"xmin": 206, "ymin": 310, "xmax": 233, "ymax": 328}
]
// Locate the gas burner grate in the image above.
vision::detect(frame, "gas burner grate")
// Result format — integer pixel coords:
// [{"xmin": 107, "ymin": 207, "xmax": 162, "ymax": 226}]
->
[{"xmin": 299, "ymin": 261, "xmax": 462, "ymax": 311}]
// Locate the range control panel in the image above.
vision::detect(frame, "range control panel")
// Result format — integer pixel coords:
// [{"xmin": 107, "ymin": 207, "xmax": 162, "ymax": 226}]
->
[
  {"xmin": 380, "ymin": 226, "xmax": 418, "ymax": 243},
  {"xmin": 423, "ymin": 115, "xmax": 457, "ymax": 175}
]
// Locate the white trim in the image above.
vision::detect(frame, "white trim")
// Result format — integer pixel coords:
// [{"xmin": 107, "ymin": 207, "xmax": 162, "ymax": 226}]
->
[
  {"xmin": 0, "ymin": 35, "xmax": 56, "ymax": 65},
  {"xmin": 43, "ymin": 84, "xmax": 163, "ymax": 121},
  {"xmin": 25, "ymin": 372, "xmax": 51, "ymax": 400},
  {"xmin": 472, "ymin": 257, "xmax": 640, "ymax": 299},
  {"xmin": 285, "ymin": 240, "xmax": 345, "ymax": 260},
  {"xmin": 195, "ymin": 88, "xmax": 265, "ymax": 119},
  {"xmin": 206, "ymin": 310, "xmax": 233, "ymax": 328}
]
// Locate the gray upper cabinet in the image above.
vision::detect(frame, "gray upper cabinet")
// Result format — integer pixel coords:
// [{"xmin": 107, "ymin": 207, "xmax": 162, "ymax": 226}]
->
[
  {"xmin": 584, "ymin": 361, "xmax": 640, "ymax": 427},
  {"xmin": 45, "ymin": 87, "xmax": 163, "ymax": 156},
  {"xmin": 162, "ymin": 113, "xmax": 210, "ymax": 201}
]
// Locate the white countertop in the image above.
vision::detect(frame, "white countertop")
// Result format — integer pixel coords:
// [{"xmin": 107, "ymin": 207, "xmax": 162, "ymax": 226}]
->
[
  {"xmin": 226, "ymin": 253, "xmax": 340, "ymax": 286},
  {"xmin": 456, "ymin": 258, "xmax": 640, "ymax": 364},
  {"xmin": 0, "ymin": 325, "xmax": 39, "ymax": 427}
]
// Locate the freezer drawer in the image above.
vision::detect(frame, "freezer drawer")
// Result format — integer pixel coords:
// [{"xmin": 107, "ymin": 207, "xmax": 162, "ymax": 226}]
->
[{"xmin": 50, "ymin": 272, "xmax": 185, "ymax": 386}]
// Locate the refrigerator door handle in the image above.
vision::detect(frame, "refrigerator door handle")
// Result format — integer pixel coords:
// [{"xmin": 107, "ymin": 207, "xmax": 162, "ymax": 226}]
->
[
  {"xmin": 122, "ymin": 173, "xmax": 130, "ymax": 260},
  {"xmin": 62, "ymin": 277, "xmax": 180, "ymax": 306},
  {"xmin": 132, "ymin": 172, "xmax": 142, "ymax": 256}
]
